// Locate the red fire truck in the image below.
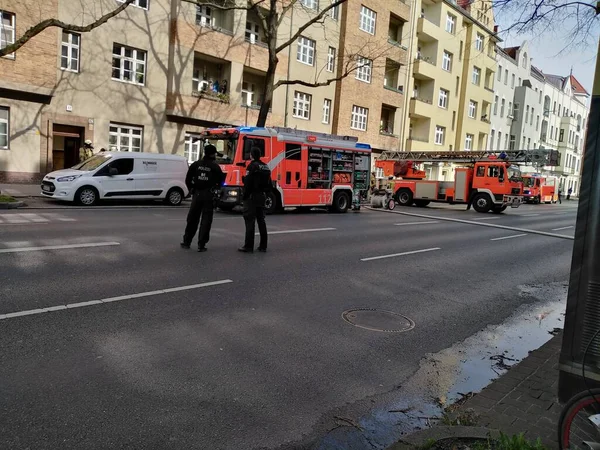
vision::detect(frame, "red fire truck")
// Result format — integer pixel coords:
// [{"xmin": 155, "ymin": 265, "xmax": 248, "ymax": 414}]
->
[
  {"xmin": 522, "ymin": 174, "xmax": 559, "ymax": 204},
  {"xmin": 198, "ymin": 126, "xmax": 372, "ymax": 213}
]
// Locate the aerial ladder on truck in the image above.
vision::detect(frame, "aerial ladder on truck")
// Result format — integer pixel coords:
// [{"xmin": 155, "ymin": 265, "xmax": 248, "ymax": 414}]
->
[{"xmin": 371, "ymin": 149, "xmax": 557, "ymax": 214}]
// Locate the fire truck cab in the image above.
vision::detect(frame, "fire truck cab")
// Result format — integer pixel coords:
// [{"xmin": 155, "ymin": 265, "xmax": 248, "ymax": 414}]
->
[
  {"xmin": 199, "ymin": 126, "xmax": 372, "ymax": 213},
  {"xmin": 522, "ymin": 174, "xmax": 558, "ymax": 204}
]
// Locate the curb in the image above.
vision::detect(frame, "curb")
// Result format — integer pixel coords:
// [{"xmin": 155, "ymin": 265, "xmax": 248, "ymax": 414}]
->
[
  {"xmin": 0, "ymin": 201, "xmax": 24, "ymax": 210},
  {"xmin": 386, "ymin": 426, "xmax": 501, "ymax": 449}
]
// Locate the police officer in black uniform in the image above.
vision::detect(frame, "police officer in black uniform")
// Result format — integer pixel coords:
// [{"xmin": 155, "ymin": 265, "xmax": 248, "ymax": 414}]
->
[
  {"xmin": 238, "ymin": 147, "xmax": 272, "ymax": 253},
  {"xmin": 181, "ymin": 144, "xmax": 225, "ymax": 252}
]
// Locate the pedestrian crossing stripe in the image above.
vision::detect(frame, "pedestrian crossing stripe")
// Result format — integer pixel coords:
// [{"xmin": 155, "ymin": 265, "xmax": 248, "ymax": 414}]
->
[{"xmin": 0, "ymin": 213, "xmax": 76, "ymax": 224}]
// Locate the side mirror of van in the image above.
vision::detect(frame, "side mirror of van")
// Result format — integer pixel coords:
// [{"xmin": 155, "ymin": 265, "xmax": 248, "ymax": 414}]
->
[{"xmin": 109, "ymin": 167, "xmax": 119, "ymax": 176}]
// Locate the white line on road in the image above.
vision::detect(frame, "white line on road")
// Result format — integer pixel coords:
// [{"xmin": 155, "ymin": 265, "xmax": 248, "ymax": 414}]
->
[
  {"xmin": 490, "ymin": 234, "xmax": 528, "ymax": 241},
  {"xmin": 264, "ymin": 227, "xmax": 336, "ymax": 235},
  {"xmin": 552, "ymin": 226, "xmax": 574, "ymax": 231},
  {"xmin": 472, "ymin": 217, "xmax": 500, "ymax": 221},
  {"xmin": 518, "ymin": 214, "xmax": 541, "ymax": 217},
  {"xmin": 394, "ymin": 221, "xmax": 439, "ymax": 226},
  {"xmin": 0, "ymin": 279, "xmax": 233, "ymax": 321},
  {"xmin": 361, "ymin": 247, "xmax": 441, "ymax": 262},
  {"xmin": 0, "ymin": 242, "xmax": 120, "ymax": 254}
]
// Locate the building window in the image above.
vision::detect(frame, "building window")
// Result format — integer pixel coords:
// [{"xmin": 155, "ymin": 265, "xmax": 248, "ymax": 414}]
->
[
  {"xmin": 497, "ymin": 132, "xmax": 502, "ymax": 150},
  {"xmin": 351, "ymin": 105, "xmax": 368, "ymax": 131},
  {"xmin": 438, "ymin": 88, "xmax": 449, "ymax": 109},
  {"xmin": 445, "ymin": 13, "xmax": 456, "ymax": 34},
  {"xmin": 359, "ymin": 6, "xmax": 376, "ymax": 35},
  {"xmin": 475, "ymin": 33, "xmax": 484, "ymax": 51},
  {"xmin": 109, "ymin": 124, "xmax": 143, "ymax": 152},
  {"xmin": 511, "ymin": 74, "xmax": 515, "ymax": 88},
  {"xmin": 60, "ymin": 32, "xmax": 80, "ymax": 72},
  {"xmin": 527, "ymin": 137, "xmax": 531, "ymax": 149},
  {"xmin": 468, "ymin": 100, "xmax": 477, "ymax": 118},
  {"xmin": 509, "ymin": 135, "xmax": 515, "ymax": 150},
  {"xmin": 245, "ymin": 21, "xmax": 261, "ymax": 44},
  {"xmin": 504, "ymin": 69, "xmax": 508, "ymax": 85},
  {"xmin": 536, "ymin": 115, "xmax": 540, "ymax": 131},
  {"xmin": 327, "ymin": 46, "xmax": 336, "ymax": 72},
  {"xmin": 355, "ymin": 56, "xmax": 372, "ymax": 83},
  {"xmin": 196, "ymin": 5, "xmax": 212, "ymax": 26},
  {"xmin": 241, "ymin": 81, "xmax": 256, "ymax": 106},
  {"xmin": 330, "ymin": 1, "xmax": 340, "ymax": 20},
  {"xmin": 322, "ymin": 98, "xmax": 331, "ymax": 124},
  {"xmin": 500, "ymin": 98, "xmax": 505, "ymax": 118},
  {"xmin": 513, "ymin": 103, "xmax": 519, "ymax": 120},
  {"xmin": 297, "ymin": 36, "xmax": 315, "ymax": 65},
  {"xmin": 493, "ymin": 95, "xmax": 498, "ymax": 115},
  {"xmin": 293, "ymin": 91, "xmax": 311, "ymax": 120},
  {"xmin": 472, "ymin": 66, "xmax": 481, "ymax": 85},
  {"xmin": 442, "ymin": 51, "xmax": 452, "ymax": 71},
  {"xmin": 518, "ymin": 77, "xmax": 521, "ymax": 86},
  {"xmin": 525, "ymin": 105, "xmax": 529, "ymax": 123},
  {"xmin": 117, "ymin": 0, "xmax": 148, "ymax": 9},
  {"xmin": 0, "ymin": 107, "xmax": 8, "ymax": 149},
  {"xmin": 112, "ymin": 44, "xmax": 146, "ymax": 85},
  {"xmin": 300, "ymin": 0, "xmax": 317, "ymax": 9},
  {"xmin": 490, "ymin": 129, "xmax": 495, "ymax": 150},
  {"xmin": 497, "ymin": 65, "xmax": 502, "ymax": 82},
  {"xmin": 465, "ymin": 133, "xmax": 473, "ymax": 150},
  {"xmin": 435, "ymin": 126, "xmax": 445, "ymax": 145},
  {"xmin": 530, "ymin": 108, "xmax": 534, "ymax": 125},
  {"xmin": 0, "ymin": 10, "xmax": 16, "ymax": 58},
  {"xmin": 559, "ymin": 129, "xmax": 564, "ymax": 142},
  {"xmin": 184, "ymin": 133, "xmax": 202, "ymax": 163}
]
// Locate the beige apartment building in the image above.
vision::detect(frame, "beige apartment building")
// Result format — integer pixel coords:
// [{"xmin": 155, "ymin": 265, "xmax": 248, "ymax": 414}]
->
[
  {"xmin": 1, "ymin": 0, "xmax": 389, "ymax": 182},
  {"xmin": 403, "ymin": 0, "xmax": 497, "ymax": 166}
]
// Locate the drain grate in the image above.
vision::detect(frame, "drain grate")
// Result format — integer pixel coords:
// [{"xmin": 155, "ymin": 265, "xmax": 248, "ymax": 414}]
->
[{"xmin": 342, "ymin": 308, "xmax": 415, "ymax": 333}]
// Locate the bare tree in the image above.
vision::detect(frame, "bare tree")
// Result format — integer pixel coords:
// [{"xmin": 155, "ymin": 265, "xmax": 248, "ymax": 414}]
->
[{"xmin": 0, "ymin": 0, "xmax": 136, "ymax": 58}]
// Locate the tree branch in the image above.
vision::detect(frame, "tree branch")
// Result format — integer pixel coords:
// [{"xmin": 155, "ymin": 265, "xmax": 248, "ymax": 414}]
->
[
  {"xmin": 0, "ymin": 0, "xmax": 137, "ymax": 57},
  {"xmin": 277, "ymin": 0, "xmax": 300, "ymax": 27},
  {"xmin": 275, "ymin": 0, "xmax": 346, "ymax": 54},
  {"xmin": 181, "ymin": 0, "xmax": 267, "ymax": 12}
]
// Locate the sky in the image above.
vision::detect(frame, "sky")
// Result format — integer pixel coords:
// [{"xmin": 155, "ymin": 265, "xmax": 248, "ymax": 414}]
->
[{"xmin": 494, "ymin": 7, "xmax": 598, "ymax": 95}]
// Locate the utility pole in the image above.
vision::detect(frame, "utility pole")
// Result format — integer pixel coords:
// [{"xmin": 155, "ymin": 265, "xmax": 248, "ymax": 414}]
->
[{"xmin": 558, "ymin": 37, "xmax": 600, "ymax": 401}]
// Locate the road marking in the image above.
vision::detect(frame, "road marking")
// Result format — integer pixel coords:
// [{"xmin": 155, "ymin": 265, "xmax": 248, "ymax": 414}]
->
[
  {"xmin": 394, "ymin": 221, "xmax": 439, "ymax": 226},
  {"xmin": 552, "ymin": 226, "xmax": 574, "ymax": 231},
  {"xmin": 366, "ymin": 207, "xmax": 574, "ymax": 241},
  {"xmin": 490, "ymin": 234, "xmax": 528, "ymax": 241},
  {"xmin": 518, "ymin": 214, "xmax": 541, "ymax": 217},
  {"xmin": 361, "ymin": 247, "xmax": 441, "ymax": 262},
  {"xmin": 264, "ymin": 227, "xmax": 336, "ymax": 235},
  {"xmin": 0, "ymin": 279, "xmax": 233, "ymax": 321},
  {"xmin": 472, "ymin": 217, "xmax": 500, "ymax": 221},
  {"xmin": 18, "ymin": 213, "xmax": 49, "ymax": 223},
  {"xmin": 0, "ymin": 242, "xmax": 120, "ymax": 254}
]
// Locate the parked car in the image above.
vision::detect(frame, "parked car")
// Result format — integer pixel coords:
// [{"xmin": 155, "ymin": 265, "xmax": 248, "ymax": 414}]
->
[{"xmin": 41, "ymin": 152, "xmax": 189, "ymax": 206}]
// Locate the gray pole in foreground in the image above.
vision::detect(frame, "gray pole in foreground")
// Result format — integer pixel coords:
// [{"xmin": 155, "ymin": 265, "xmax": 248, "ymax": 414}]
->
[{"xmin": 558, "ymin": 38, "xmax": 600, "ymax": 402}]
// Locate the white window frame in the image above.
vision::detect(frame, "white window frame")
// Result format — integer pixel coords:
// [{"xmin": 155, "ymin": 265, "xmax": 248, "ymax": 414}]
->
[
  {"xmin": 445, "ymin": 13, "xmax": 456, "ymax": 34},
  {"xmin": 0, "ymin": 106, "xmax": 9, "ymax": 149},
  {"xmin": 322, "ymin": 98, "xmax": 331, "ymax": 124},
  {"xmin": 497, "ymin": 65, "xmax": 502, "ymax": 82},
  {"xmin": 108, "ymin": 124, "xmax": 143, "ymax": 152},
  {"xmin": 241, "ymin": 81, "xmax": 256, "ymax": 106},
  {"xmin": 112, "ymin": 44, "xmax": 147, "ymax": 86},
  {"xmin": 359, "ymin": 5, "xmax": 376, "ymax": 35},
  {"xmin": 330, "ymin": 1, "xmax": 339, "ymax": 20},
  {"xmin": 117, "ymin": 0, "xmax": 149, "ymax": 10},
  {"xmin": 196, "ymin": 5, "xmax": 213, "ymax": 27},
  {"xmin": 327, "ymin": 46, "xmax": 336, "ymax": 73},
  {"xmin": 0, "ymin": 10, "xmax": 16, "ymax": 59},
  {"xmin": 435, "ymin": 126, "xmax": 445, "ymax": 145},
  {"xmin": 493, "ymin": 95, "xmax": 498, "ymax": 115},
  {"xmin": 465, "ymin": 133, "xmax": 473, "ymax": 150},
  {"xmin": 351, "ymin": 105, "xmax": 368, "ymax": 131},
  {"xmin": 300, "ymin": 0, "xmax": 318, "ymax": 10},
  {"xmin": 438, "ymin": 88, "xmax": 449, "ymax": 109},
  {"xmin": 468, "ymin": 100, "xmax": 477, "ymax": 118},
  {"xmin": 296, "ymin": 36, "xmax": 315, "ymax": 66},
  {"xmin": 472, "ymin": 66, "xmax": 481, "ymax": 85},
  {"xmin": 245, "ymin": 21, "xmax": 261, "ymax": 44},
  {"xmin": 61, "ymin": 32, "xmax": 80, "ymax": 72},
  {"xmin": 442, "ymin": 51, "xmax": 452, "ymax": 72},
  {"xmin": 293, "ymin": 91, "xmax": 312, "ymax": 120},
  {"xmin": 184, "ymin": 133, "xmax": 203, "ymax": 164},
  {"xmin": 475, "ymin": 33, "xmax": 484, "ymax": 51},
  {"xmin": 500, "ymin": 98, "xmax": 505, "ymax": 118},
  {"xmin": 355, "ymin": 56, "xmax": 372, "ymax": 83}
]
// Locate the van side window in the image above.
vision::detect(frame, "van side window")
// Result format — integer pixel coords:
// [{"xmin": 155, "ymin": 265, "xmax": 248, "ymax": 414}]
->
[
  {"xmin": 243, "ymin": 138, "xmax": 266, "ymax": 160},
  {"xmin": 476, "ymin": 166, "xmax": 485, "ymax": 177},
  {"xmin": 95, "ymin": 158, "xmax": 134, "ymax": 176}
]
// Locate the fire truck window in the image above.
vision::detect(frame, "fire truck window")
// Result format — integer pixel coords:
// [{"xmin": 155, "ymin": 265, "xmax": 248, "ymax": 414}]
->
[
  {"xmin": 536, "ymin": 179, "xmax": 541, "ymax": 187},
  {"xmin": 476, "ymin": 166, "xmax": 485, "ymax": 177},
  {"xmin": 487, "ymin": 166, "xmax": 500, "ymax": 177},
  {"xmin": 286, "ymin": 172, "xmax": 292, "ymax": 184},
  {"xmin": 285, "ymin": 143, "xmax": 302, "ymax": 160},
  {"xmin": 243, "ymin": 138, "xmax": 265, "ymax": 160}
]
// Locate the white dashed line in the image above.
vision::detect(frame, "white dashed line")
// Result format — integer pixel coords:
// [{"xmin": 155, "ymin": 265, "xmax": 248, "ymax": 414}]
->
[
  {"xmin": 472, "ymin": 217, "xmax": 500, "ymax": 221},
  {"xmin": 265, "ymin": 227, "xmax": 336, "ymax": 235},
  {"xmin": 394, "ymin": 221, "xmax": 439, "ymax": 226},
  {"xmin": 518, "ymin": 214, "xmax": 541, "ymax": 217},
  {"xmin": 490, "ymin": 234, "xmax": 528, "ymax": 241},
  {"xmin": 361, "ymin": 247, "xmax": 441, "ymax": 262},
  {"xmin": 552, "ymin": 226, "xmax": 574, "ymax": 231},
  {"xmin": 0, "ymin": 242, "xmax": 120, "ymax": 254}
]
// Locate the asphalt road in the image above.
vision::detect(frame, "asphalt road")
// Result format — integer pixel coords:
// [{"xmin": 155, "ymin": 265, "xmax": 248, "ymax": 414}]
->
[{"xmin": 0, "ymin": 200, "xmax": 578, "ymax": 449}]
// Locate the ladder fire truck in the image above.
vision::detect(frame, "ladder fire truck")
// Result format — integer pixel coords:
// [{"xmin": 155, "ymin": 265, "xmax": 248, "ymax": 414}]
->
[{"xmin": 373, "ymin": 150, "xmax": 553, "ymax": 214}]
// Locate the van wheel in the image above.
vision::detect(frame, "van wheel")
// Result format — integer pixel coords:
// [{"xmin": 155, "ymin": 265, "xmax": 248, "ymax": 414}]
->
[
  {"xmin": 396, "ymin": 189, "xmax": 413, "ymax": 206},
  {"xmin": 264, "ymin": 192, "xmax": 277, "ymax": 215},
  {"xmin": 165, "ymin": 187, "xmax": 184, "ymax": 206},
  {"xmin": 332, "ymin": 192, "xmax": 350, "ymax": 213},
  {"xmin": 473, "ymin": 193, "xmax": 492, "ymax": 213},
  {"xmin": 75, "ymin": 186, "xmax": 98, "ymax": 206},
  {"xmin": 414, "ymin": 200, "xmax": 430, "ymax": 207}
]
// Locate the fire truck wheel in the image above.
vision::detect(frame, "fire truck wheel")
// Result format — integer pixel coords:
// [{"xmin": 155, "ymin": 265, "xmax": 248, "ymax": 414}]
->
[
  {"xmin": 396, "ymin": 189, "xmax": 413, "ymax": 206},
  {"xmin": 264, "ymin": 192, "xmax": 277, "ymax": 215},
  {"xmin": 414, "ymin": 200, "xmax": 430, "ymax": 207},
  {"xmin": 535, "ymin": 195, "xmax": 541, "ymax": 204},
  {"xmin": 332, "ymin": 192, "xmax": 350, "ymax": 213},
  {"xmin": 492, "ymin": 205, "xmax": 508, "ymax": 214},
  {"xmin": 472, "ymin": 193, "xmax": 492, "ymax": 213}
]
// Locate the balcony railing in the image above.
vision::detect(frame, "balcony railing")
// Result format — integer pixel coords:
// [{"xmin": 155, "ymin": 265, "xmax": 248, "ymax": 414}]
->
[
  {"xmin": 380, "ymin": 129, "xmax": 398, "ymax": 137},
  {"xmin": 413, "ymin": 96, "xmax": 433, "ymax": 104},
  {"xmin": 192, "ymin": 90, "xmax": 230, "ymax": 104},
  {"xmin": 408, "ymin": 134, "xmax": 429, "ymax": 143},
  {"xmin": 415, "ymin": 54, "xmax": 436, "ymax": 65},
  {"xmin": 387, "ymin": 38, "xmax": 408, "ymax": 51},
  {"xmin": 481, "ymin": 116, "xmax": 491, "ymax": 124},
  {"xmin": 484, "ymin": 86, "xmax": 494, "ymax": 93},
  {"xmin": 384, "ymin": 85, "xmax": 404, "ymax": 94}
]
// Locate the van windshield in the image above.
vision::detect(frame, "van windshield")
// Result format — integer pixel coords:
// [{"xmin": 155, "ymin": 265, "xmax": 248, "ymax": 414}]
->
[
  {"xmin": 72, "ymin": 154, "xmax": 112, "ymax": 171},
  {"xmin": 204, "ymin": 138, "xmax": 238, "ymax": 164}
]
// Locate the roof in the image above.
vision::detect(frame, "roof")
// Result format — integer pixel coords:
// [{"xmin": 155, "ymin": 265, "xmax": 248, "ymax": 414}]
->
[
  {"xmin": 570, "ymin": 74, "xmax": 589, "ymax": 95},
  {"xmin": 544, "ymin": 74, "xmax": 565, "ymax": 90},
  {"xmin": 502, "ymin": 46, "xmax": 519, "ymax": 59}
]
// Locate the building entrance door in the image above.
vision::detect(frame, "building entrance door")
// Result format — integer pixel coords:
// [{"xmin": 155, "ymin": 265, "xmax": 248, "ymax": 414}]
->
[{"xmin": 52, "ymin": 125, "xmax": 84, "ymax": 170}]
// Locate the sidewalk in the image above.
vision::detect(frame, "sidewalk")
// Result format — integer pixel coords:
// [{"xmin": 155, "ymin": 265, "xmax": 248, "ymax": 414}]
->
[{"xmin": 0, "ymin": 184, "xmax": 43, "ymax": 198}]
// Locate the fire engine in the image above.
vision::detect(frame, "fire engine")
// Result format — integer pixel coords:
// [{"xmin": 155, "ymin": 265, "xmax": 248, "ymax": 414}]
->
[
  {"xmin": 198, "ymin": 126, "xmax": 372, "ymax": 213},
  {"xmin": 374, "ymin": 150, "xmax": 541, "ymax": 213},
  {"xmin": 521, "ymin": 174, "xmax": 559, "ymax": 204}
]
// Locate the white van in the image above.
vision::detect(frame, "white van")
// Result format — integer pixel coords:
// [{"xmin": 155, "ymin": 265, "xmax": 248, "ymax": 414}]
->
[{"xmin": 41, "ymin": 152, "xmax": 189, "ymax": 206}]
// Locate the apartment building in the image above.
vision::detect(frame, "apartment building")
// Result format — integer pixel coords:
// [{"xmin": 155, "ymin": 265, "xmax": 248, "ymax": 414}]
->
[
  {"xmin": 403, "ymin": 0, "xmax": 497, "ymax": 165},
  {"xmin": 0, "ymin": 0, "xmax": 376, "ymax": 182}
]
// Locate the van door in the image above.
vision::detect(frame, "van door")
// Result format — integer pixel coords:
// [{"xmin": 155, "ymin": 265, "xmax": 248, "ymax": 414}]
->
[
  {"xmin": 93, "ymin": 157, "xmax": 135, "ymax": 198},
  {"xmin": 134, "ymin": 158, "xmax": 164, "ymax": 197}
]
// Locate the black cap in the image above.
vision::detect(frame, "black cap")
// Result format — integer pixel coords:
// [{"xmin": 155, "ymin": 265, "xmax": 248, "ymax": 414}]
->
[{"xmin": 204, "ymin": 144, "xmax": 217, "ymax": 157}]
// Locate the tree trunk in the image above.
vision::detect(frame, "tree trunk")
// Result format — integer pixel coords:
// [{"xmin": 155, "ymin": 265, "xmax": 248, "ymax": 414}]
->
[{"xmin": 256, "ymin": 57, "xmax": 277, "ymax": 127}]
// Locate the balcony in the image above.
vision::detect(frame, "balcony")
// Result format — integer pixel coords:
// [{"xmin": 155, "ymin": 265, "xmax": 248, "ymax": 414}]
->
[
  {"xmin": 388, "ymin": 13, "xmax": 408, "ymax": 49},
  {"xmin": 380, "ymin": 105, "xmax": 398, "ymax": 136},
  {"xmin": 413, "ymin": 55, "xmax": 437, "ymax": 80},
  {"xmin": 195, "ymin": 4, "xmax": 234, "ymax": 35},
  {"xmin": 241, "ymin": 67, "xmax": 267, "ymax": 109},
  {"xmin": 245, "ymin": 10, "xmax": 268, "ymax": 48},
  {"xmin": 192, "ymin": 53, "xmax": 231, "ymax": 103},
  {"xmin": 409, "ymin": 96, "xmax": 435, "ymax": 119},
  {"xmin": 383, "ymin": 59, "xmax": 404, "ymax": 96},
  {"xmin": 417, "ymin": 17, "xmax": 439, "ymax": 43}
]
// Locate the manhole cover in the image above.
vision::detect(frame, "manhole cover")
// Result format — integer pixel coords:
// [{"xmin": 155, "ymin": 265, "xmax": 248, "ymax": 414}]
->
[{"xmin": 342, "ymin": 308, "xmax": 415, "ymax": 333}]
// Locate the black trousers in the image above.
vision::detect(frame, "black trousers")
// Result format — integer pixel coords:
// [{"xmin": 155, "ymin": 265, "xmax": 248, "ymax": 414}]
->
[
  {"xmin": 243, "ymin": 194, "xmax": 267, "ymax": 249},
  {"xmin": 183, "ymin": 190, "xmax": 214, "ymax": 247}
]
